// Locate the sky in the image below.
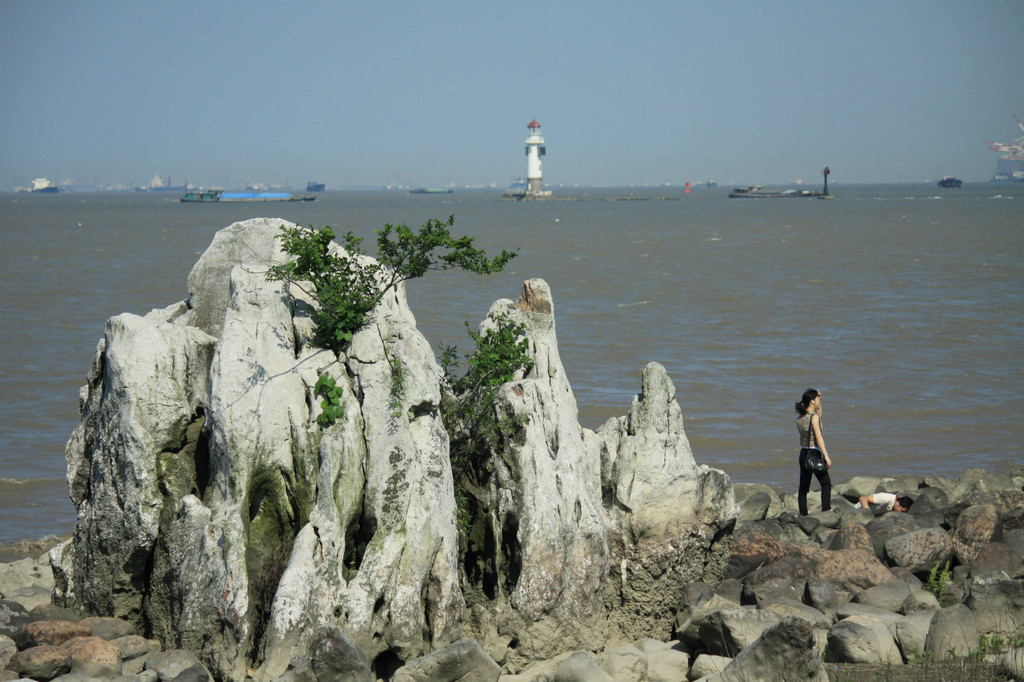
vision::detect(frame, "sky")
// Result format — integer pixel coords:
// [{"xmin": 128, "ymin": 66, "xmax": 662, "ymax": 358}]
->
[{"xmin": 2, "ymin": 1, "xmax": 1023, "ymax": 189}]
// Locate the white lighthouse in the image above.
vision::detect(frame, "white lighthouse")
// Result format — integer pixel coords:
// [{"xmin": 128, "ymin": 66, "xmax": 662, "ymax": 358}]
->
[{"xmin": 525, "ymin": 119, "xmax": 551, "ymax": 196}]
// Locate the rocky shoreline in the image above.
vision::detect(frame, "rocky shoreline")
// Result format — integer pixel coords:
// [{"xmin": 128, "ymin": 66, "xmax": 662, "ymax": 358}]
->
[
  {"xmin": 2, "ymin": 466, "xmax": 1023, "ymax": 680},
  {"xmin": 2, "ymin": 218, "xmax": 1022, "ymax": 681}
]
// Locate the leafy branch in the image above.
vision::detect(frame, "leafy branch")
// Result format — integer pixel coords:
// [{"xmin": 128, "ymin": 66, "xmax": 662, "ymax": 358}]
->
[
  {"xmin": 440, "ymin": 313, "xmax": 535, "ymax": 530},
  {"xmin": 267, "ymin": 215, "xmax": 516, "ymax": 355}
]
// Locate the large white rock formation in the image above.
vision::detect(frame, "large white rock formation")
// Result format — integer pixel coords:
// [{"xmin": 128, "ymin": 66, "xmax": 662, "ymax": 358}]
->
[{"xmin": 53, "ymin": 219, "xmax": 737, "ymax": 680}]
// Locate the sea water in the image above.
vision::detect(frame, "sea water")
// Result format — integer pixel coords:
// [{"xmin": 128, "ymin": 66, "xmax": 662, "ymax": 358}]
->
[{"xmin": 1, "ymin": 185, "xmax": 1021, "ymax": 547}]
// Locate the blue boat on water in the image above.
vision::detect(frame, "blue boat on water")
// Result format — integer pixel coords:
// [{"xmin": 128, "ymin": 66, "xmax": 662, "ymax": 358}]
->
[
  {"xmin": 220, "ymin": 192, "xmax": 293, "ymax": 201},
  {"xmin": 180, "ymin": 189, "xmax": 315, "ymax": 203}
]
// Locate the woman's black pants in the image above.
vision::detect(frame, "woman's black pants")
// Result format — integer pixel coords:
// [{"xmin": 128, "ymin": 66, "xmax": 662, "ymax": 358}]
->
[{"xmin": 798, "ymin": 447, "xmax": 831, "ymax": 515}]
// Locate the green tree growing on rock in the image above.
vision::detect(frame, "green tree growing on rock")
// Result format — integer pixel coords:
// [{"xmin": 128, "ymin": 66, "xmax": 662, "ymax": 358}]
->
[
  {"xmin": 267, "ymin": 215, "xmax": 516, "ymax": 355},
  {"xmin": 440, "ymin": 313, "xmax": 535, "ymax": 531}
]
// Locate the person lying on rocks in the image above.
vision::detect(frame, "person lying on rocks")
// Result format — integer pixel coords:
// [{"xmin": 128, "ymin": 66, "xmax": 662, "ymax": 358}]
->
[{"xmin": 856, "ymin": 492, "xmax": 913, "ymax": 513}]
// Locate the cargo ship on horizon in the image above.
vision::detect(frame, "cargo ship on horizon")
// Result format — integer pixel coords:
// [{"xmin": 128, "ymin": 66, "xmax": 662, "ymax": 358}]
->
[
  {"xmin": 17, "ymin": 178, "xmax": 62, "ymax": 193},
  {"xmin": 985, "ymin": 115, "xmax": 1024, "ymax": 182},
  {"xmin": 135, "ymin": 175, "xmax": 187, "ymax": 192}
]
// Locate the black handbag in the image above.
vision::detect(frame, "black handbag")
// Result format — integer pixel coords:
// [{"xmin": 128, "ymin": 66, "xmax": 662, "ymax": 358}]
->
[
  {"xmin": 804, "ymin": 450, "xmax": 828, "ymax": 473},
  {"xmin": 803, "ymin": 414, "xmax": 828, "ymax": 473}
]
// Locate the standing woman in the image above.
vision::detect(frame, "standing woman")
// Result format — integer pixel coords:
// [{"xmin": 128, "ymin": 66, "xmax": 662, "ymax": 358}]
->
[{"xmin": 795, "ymin": 388, "xmax": 832, "ymax": 514}]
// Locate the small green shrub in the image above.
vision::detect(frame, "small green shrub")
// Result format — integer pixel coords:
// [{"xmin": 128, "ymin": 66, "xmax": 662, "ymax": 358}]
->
[
  {"xmin": 314, "ymin": 374, "xmax": 345, "ymax": 426},
  {"xmin": 924, "ymin": 560, "xmax": 951, "ymax": 600},
  {"xmin": 388, "ymin": 355, "xmax": 405, "ymax": 419}
]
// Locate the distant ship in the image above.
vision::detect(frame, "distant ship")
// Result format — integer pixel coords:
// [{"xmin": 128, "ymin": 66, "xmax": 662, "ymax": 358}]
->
[
  {"xmin": 26, "ymin": 178, "xmax": 61, "ymax": 193},
  {"xmin": 135, "ymin": 175, "xmax": 186, "ymax": 192},
  {"xmin": 985, "ymin": 115, "xmax": 1024, "ymax": 182},
  {"xmin": 729, "ymin": 166, "xmax": 833, "ymax": 199},
  {"xmin": 306, "ymin": 181, "xmax": 326, "ymax": 192},
  {"xmin": 409, "ymin": 187, "xmax": 453, "ymax": 194},
  {"xmin": 180, "ymin": 189, "xmax": 223, "ymax": 203},
  {"xmin": 937, "ymin": 177, "xmax": 962, "ymax": 188},
  {"xmin": 729, "ymin": 186, "xmax": 830, "ymax": 198},
  {"xmin": 221, "ymin": 191, "xmax": 315, "ymax": 202},
  {"xmin": 501, "ymin": 178, "xmax": 528, "ymax": 198},
  {"xmin": 180, "ymin": 189, "xmax": 316, "ymax": 203}
]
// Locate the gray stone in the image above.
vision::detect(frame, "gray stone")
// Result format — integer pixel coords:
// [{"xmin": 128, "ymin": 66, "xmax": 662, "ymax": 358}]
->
[
  {"xmin": 893, "ymin": 610, "xmax": 935, "ymax": 660},
  {"xmin": 308, "ymin": 626, "xmax": 372, "ymax": 682},
  {"xmin": 852, "ymin": 582, "xmax": 911, "ymax": 613},
  {"xmin": 112, "ymin": 671, "xmax": 159, "ymax": 682},
  {"xmin": 965, "ymin": 577, "xmax": 1024, "ymax": 637},
  {"xmin": 688, "ymin": 653, "xmax": 729, "ymax": 680},
  {"xmin": 80, "ymin": 616, "xmax": 136, "ymax": 641},
  {"xmin": 824, "ymin": 616, "xmax": 902, "ymax": 665},
  {"xmin": 2, "ymin": 586, "xmax": 51, "ymax": 611},
  {"xmin": 733, "ymin": 484, "xmax": 782, "ymax": 519},
  {"xmin": 267, "ymin": 656, "xmax": 316, "ymax": 682},
  {"xmin": 168, "ymin": 664, "xmax": 213, "ymax": 682},
  {"xmin": 674, "ymin": 594, "xmax": 743, "ymax": 648},
  {"xmin": 924, "ymin": 604, "xmax": 977, "ymax": 660},
  {"xmin": 0, "ymin": 557, "xmax": 55, "ymax": 605},
  {"xmin": 970, "ymin": 542, "xmax": 1023, "ymax": 579},
  {"xmin": 391, "ymin": 638, "xmax": 500, "ymax": 682},
  {"xmin": 907, "ymin": 488, "xmax": 950, "ymax": 526},
  {"xmin": 736, "ymin": 491, "xmax": 772, "ymax": 523},
  {"xmin": 698, "ymin": 608, "xmax": 784, "ymax": 658},
  {"xmin": 1001, "ymin": 529, "xmax": 1024, "ymax": 558},
  {"xmin": 900, "ymin": 588, "xmax": 940, "ymax": 614},
  {"xmin": 552, "ymin": 651, "xmax": 614, "ymax": 682},
  {"xmin": 803, "ymin": 579, "xmax": 849, "ymax": 615},
  {"xmin": 27, "ymin": 604, "xmax": 80, "ymax": 624},
  {"xmin": 0, "ymin": 634, "xmax": 15, "ymax": 668},
  {"xmin": 888, "ymin": 566, "xmax": 923, "ymax": 590},
  {"xmin": 145, "ymin": 650, "xmax": 212, "ymax": 682},
  {"xmin": 745, "ymin": 577, "xmax": 802, "ymax": 607},
  {"xmin": 703, "ymin": 617, "xmax": 828, "ymax": 682},
  {"xmin": 761, "ymin": 598, "xmax": 831, "ymax": 629},
  {"xmin": 0, "ymin": 601, "xmax": 30, "ymax": 640},
  {"xmin": 714, "ymin": 579, "xmax": 743, "ymax": 605},
  {"xmin": 834, "ymin": 603, "xmax": 905, "ymax": 625},
  {"xmin": 600, "ymin": 645, "xmax": 647, "ymax": 682},
  {"xmin": 953, "ymin": 468, "xmax": 1017, "ymax": 502},
  {"xmin": 643, "ymin": 646, "xmax": 689, "ymax": 682},
  {"xmin": 835, "ymin": 477, "xmax": 889, "ymax": 498},
  {"xmin": 109, "ymin": 635, "xmax": 153, "ymax": 662}
]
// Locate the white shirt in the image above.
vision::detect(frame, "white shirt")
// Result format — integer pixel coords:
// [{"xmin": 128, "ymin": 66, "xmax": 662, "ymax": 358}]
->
[{"xmin": 855, "ymin": 492, "xmax": 897, "ymax": 511}]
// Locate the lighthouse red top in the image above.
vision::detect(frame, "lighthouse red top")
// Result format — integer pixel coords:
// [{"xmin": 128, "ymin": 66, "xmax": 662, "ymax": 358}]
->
[{"xmin": 528, "ymin": 119, "xmax": 541, "ymax": 129}]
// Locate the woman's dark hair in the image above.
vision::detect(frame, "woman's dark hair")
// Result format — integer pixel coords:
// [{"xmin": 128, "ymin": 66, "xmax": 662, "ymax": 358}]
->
[
  {"xmin": 896, "ymin": 495, "xmax": 914, "ymax": 510},
  {"xmin": 795, "ymin": 388, "xmax": 819, "ymax": 415}
]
